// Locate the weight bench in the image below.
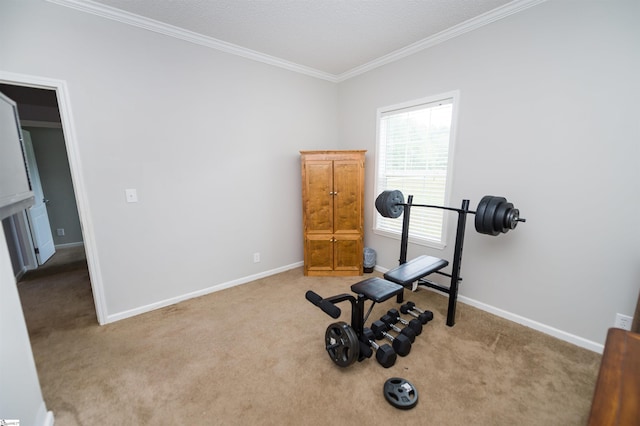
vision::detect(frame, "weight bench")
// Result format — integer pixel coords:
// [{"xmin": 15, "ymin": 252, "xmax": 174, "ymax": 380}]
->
[
  {"xmin": 385, "ymin": 194, "xmax": 470, "ymax": 327},
  {"xmin": 384, "ymin": 254, "xmax": 449, "ymax": 292}
]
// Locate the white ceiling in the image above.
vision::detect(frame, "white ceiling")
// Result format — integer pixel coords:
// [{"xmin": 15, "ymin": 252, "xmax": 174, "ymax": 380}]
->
[{"xmin": 50, "ymin": 0, "xmax": 543, "ymax": 81}]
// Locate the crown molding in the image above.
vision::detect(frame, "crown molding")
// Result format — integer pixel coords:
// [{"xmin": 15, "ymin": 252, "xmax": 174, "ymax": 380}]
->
[
  {"xmin": 46, "ymin": 0, "xmax": 339, "ymax": 82},
  {"xmin": 335, "ymin": 0, "xmax": 547, "ymax": 82},
  {"xmin": 47, "ymin": 0, "xmax": 546, "ymax": 83}
]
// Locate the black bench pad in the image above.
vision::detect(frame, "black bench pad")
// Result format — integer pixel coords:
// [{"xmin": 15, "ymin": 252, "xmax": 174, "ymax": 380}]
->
[
  {"xmin": 350, "ymin": 277, "xmax": 404, "ymax": 303},
  {"xmin": 384, "ymin": 255, "xmax": 449, "ymax": 286}
]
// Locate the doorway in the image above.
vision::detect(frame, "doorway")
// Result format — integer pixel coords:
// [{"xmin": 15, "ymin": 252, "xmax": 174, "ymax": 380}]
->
[{"xmin": 0, "ymin": 72, "xmax": 106, "ymax": 324}]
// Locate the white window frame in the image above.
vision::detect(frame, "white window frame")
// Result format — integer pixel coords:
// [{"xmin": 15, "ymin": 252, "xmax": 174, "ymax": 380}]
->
[{"xmin": 373, "ymin": 90, "xmax": 460, "ymax": 249}]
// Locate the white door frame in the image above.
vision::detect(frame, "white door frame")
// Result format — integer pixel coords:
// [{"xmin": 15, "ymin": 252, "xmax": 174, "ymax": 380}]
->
[{"xmin": 0, "ymin": 71, "xmax": 107, "ymax": 325}]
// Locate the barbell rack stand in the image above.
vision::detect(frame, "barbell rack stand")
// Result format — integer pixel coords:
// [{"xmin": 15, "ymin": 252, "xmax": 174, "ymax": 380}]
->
[{"xmin": 394, "ymin": 195, "xmax": 471, "ymax": 326}]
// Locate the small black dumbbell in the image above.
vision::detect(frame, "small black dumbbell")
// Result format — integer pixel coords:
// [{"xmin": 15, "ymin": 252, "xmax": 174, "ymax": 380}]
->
[
  {"xmin": 387, "ymin": 308, "xmax": 422, "ymax": 336},
  {"xmin": 357, "ymin": 340, "xmax": 373, "ymax": 362},
  {"xmin": 400, "ymin": 303, "xmax": 434, "ymax": 324},
  {"xmin": 371, "ymin": 320, "xmax": 412, "ymax": 357},
  {"xmin": 361, "ymin": 328, "xmax": 396, "ymax": 368},
  {"xmin": 380, "ymin": 314, "xmax": 416, "ymax": 343},
  {"xmin": 404, "ymin": 301, "xmax": 432, "ymax": 316}
]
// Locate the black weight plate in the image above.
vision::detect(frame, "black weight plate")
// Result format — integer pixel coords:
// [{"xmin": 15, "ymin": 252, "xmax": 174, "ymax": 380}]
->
[
  {"xmin": 493, "ymin": 202, "xmax": 513, "ymax": 234},
  {"xmin": 375, "ymin": 191, "xmax": 391, "ymax": 217},
  {"xmin": 383, "ymin": 377, "xmax": 419, "ymax": 409},
  {"xmin": 387, "ymin": 190, "xmax": 405, "ymax": 218},
  {"xmin": 474, "ymin": 196, "xmax": 493, "ymax": 234},
  {"xmin": 506, "ymin": 208, "xmax": 520, "ymax": 230},
  {"xmin": 325, "ymin": 322, "xmax": 359, "ymax": 367},
  {"xmin": 374, "ymin": 191, "xmax": 390, "ymax": 217},
  {"xmin": 375, "ymin": 190, "xmax": 405, "ymax": 218},
  {"xmin": 482, "ymin": 196, "xmax": 506, "ymax": 236}
]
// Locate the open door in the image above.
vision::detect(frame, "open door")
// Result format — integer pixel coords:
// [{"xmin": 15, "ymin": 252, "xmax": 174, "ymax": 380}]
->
[{"xmin": 22, "ymin": 129, "xmax": 55, "ymax": 265}]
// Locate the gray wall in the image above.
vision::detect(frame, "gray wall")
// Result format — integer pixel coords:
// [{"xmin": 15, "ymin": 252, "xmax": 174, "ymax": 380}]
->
[
  {"xmin": 1, "ymin": 0, "xmax": 339, "ymax": 318},
  {"xmin": 2, "ymin": 0, "xmax": 638, "ymax": 422},
  {"xmin": 24, "ymin": 126, "xmax": 83, "ymax": 246},
  {"xmin": 0, "ymin": 226, "xmax": 52, "ymax": 426},
  {"xmin": 338, "ymin": 0, "xmax": 640, "ymax": 346},
  {"xmin": 0, "ymin": 0, "xmax": 637, "ymax": 364}
]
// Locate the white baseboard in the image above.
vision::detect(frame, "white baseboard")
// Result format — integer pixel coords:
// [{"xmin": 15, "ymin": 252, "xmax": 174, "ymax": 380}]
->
[
  {"xmin": 14, "ymin": 266, "xmax": 27, "ymax": 281},
  {"xmin": 35, "ymin": 402, "xmax": 54, "ymax": 426},
  {"xmin": 373, "ymin": 265, "xmax": 604, "ymax": 354},
  {"xmin": 457, "ymin": 295, "xmax": 604, "ymax": 353},
  {"xmin": 54, "ymin": 242, "xmax": 84, "ymax": 249},
  {"xmin": 43, "ymin": 410, "xmax": 54, "ymax": 426},
  {"xmin": 105, "ymin": 261, "xmax": 304, "ymax": 324},
  {"xmin": 105, "ymin": 261, "xmax": 604, "ymax": 353}
]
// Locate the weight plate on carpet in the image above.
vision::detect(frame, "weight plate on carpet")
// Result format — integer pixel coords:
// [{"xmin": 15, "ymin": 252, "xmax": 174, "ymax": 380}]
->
[
  {"xmin": 375, "ymin": 190, "xmax": 405, "ymax": 218},
  {"xmin": 383, "ymin": 377, "xmax": 418, "ymax": 409},
  {"xmin": 325, "ymin": 322, "xmax": 359, "ymax": 367}
]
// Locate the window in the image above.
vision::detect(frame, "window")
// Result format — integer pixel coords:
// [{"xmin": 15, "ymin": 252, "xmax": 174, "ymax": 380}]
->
[{"xmin": 374, "ymin": 91, "xmax": 458, "ymax": 248}]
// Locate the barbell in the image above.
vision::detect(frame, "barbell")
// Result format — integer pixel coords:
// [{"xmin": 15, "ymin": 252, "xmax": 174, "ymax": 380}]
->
[{"xmin": 375, "ymin": 190, "xmax": 526, "ymax": 236}]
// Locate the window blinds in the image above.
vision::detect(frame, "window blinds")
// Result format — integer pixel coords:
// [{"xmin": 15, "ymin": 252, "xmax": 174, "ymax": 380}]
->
[{"xmin": 376, "ymin": 98, "xmax": 454, "ymax": 244}]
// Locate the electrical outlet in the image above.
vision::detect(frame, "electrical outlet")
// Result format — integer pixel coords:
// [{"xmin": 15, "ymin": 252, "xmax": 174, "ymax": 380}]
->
[
  {"xmin": 614, "ymin": 313, "xmax": 632, "ymax": 331},
  {"xmin": 56, "ymin": 228, "xmax": 65, "ymax": 236},
  {"xmin": 253, "ymin": 252, "xmax": 261, "ymax": 263}
]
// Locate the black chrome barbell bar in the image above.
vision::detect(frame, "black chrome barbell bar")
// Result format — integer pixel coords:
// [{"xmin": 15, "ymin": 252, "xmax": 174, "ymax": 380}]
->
[{"xmin": 375, "ymin": 190, "xmax": 526, "ymax": 236}]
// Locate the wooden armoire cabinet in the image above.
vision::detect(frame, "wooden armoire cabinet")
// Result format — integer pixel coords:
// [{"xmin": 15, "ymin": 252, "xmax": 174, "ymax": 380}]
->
[{"xmin": 300, "ymin": 150, "xmax": 365, "ymax": 276}]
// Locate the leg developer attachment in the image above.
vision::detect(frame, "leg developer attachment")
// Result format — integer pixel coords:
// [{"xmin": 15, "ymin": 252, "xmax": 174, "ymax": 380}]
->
[{"xmin": 306, "ymin": 277, "xmax": 406, "ymax": 368}]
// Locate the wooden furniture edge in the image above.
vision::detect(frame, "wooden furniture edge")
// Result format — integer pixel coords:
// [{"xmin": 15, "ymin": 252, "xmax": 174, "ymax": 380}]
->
[{"xmin": 587, "ymin": 328, "xmax": 640, "ymax": 425}]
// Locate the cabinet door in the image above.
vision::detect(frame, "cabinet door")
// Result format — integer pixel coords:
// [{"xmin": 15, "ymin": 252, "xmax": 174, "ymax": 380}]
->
[
  {"xmin": 333, "ymin": 159, "xmax": 362, "ymax": 234},
  {"xmin": 334, "ymin": 234, "xmax": 362, "ymax": 274},
  {"xmin": 303, "ymin": 160, "xmax": 333, "ymax": 234},
  {"xmin": 305, "ymin": 234, "xmax": 333, "ymax": 274}
]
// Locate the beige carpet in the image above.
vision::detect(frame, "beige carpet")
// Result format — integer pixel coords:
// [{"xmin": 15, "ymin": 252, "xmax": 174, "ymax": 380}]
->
[{"xmin": 18, "ymin": 262, "xmax": 601, "ymax": 425}]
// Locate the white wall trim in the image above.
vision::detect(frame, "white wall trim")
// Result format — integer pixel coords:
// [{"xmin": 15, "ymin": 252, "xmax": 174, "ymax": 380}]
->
[
  {"xmin": 373, "ymin": 266, "xmax": 604, "ymax": 353},
  {"xmin": 20, "ymin": 120, "xmax": 62, "ymax": 129},
  {"xmin": 54, "ymin": 241, "xmax": 84, "ymax": 249},
  {"xmin": 46, "ymin": 0, "xmax": 546, "ymax": 83},
  {"xmin": 457, "ymin": 294, "xmax": 604, "ymax": 354},
  {"xmin": 33, "ymin": 402, "xmax": 54, "ymax": 426},
  {"xmin": 0, "ymin": 71, "xmax": 108, "ymax": 325},
  {"xmin": 42, "ymin": 410, "xmax": 55, "ymax": 426},
  {"xmin": 105, "ymin": 261, "xmax": 304, "ymax": 324},
  {"xmin": 45, "ymin": 0, "xmax": 337, "ymax": 82},
  {"xmin": 336, "ymin": 0, "xmax": 547, "ymax": 81}
]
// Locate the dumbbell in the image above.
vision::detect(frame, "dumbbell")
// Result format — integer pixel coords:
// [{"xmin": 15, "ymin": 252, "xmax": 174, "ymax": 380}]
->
[
  {"xmin": 404, "ymin": 301, "xmax": 435, "ymax": 324},
  {"xmin": 380, "ymin": 314, "xmax": 416, "ymax": 343},
  {"xmin": 371, "ymin": 320, "xmax": 412, "ymax": 357},
  {"xmin": 400, "ymin": 303, "xmax": 433, "ymax": 324},
  {"xmin": 357, "ymin": 340, "xmax": 373, "ymax": 362},
  {"xmin": 387, "ymin": 308, "xmax": 422, "ymax": 336},
  {"xmin": 361, "ymin": 328, "xmax": 396, "ymax": 368},
  {"xmin": 404, "ymin": 301, "xmax": 432, "ymax": 316}
]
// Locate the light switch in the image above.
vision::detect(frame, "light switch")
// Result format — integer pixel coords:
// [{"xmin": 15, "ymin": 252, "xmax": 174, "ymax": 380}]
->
[{"xmin": 125, "ymin": 188, "xmax": 138, "ymax": 203}]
